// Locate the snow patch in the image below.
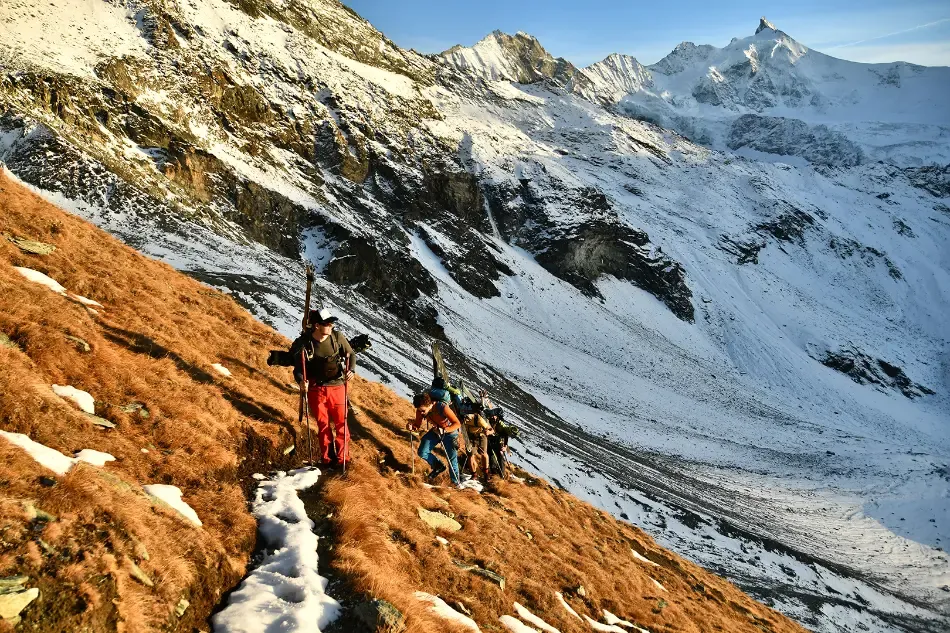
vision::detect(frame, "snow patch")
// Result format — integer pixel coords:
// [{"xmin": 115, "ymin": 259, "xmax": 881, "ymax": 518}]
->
[
  {"xmin": 0, "ymin": 0, "xmax": 148, "ymax": 78},
  {"xmin": 212, "ymin": 468, "xmax": 340, "ymax": 632},
  {"xmin": 513, "ymin": 601, "xmax": 561, "ymax": 633},
  {"xmin": 603, "ymin": 610, "xmax": 642, "ymax": 630},
  {"xmin": 0, "ymin": 430, "xmax": 76, "ymax": 475},
  {"xmin": 0, "ymin": 431, "xmax": 115, "ymax": 474},
  {"xmin": 51, "ymin": 384, "xmax": 95, "ymax": 414},
  {"xmin": 211, "ymin": 363, "xmax": 232, "ymax": 377},
  {"xmin": 555, "ymin": 592, "xmax": 582, "ymax": 621},
  {"xmin": 415, "ymin": 592, "xmax": 481, "ymax": 632},
  {"xmin": 584, "ymin": 614, "xmax": 628, "ymax": 633},
  {"xmin": 144, "ymin": 484, "xmax": 203, "ymax": 527},
  {"xmin": 14, "ymin": 267, "xmax": 67, "ymax": 295},
  {"xmin": 70, "ymin": 294, "xmax": 103, "ymax": 308},
  {"xmin": 631, "ymin": 549, "xmax": 660, "ymax": 567},
  {"xmin": 74, "ymin": 449, "xmax": 116, "ymax": 467},
  {"xmin": 500, "ymin": 614, "xmax": 539, "ymax": 633}
]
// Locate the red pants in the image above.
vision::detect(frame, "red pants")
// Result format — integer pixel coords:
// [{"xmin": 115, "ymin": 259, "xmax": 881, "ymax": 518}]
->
[{"xmin": 306, "ymin": 384, "xmax": 349, "ymax": 465}]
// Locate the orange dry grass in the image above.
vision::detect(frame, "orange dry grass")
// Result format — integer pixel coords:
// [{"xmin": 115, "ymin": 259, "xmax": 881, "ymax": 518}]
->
[
  {"xmin": 326, "ymin": 380, "xmax": 810, "ymax": 633},
  {"xmin": 0, "ymin": 172, "xmax": 305, "ymax": 631}
]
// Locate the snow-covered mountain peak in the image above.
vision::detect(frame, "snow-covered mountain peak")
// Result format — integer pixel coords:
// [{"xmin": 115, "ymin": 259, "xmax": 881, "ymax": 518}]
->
[
  {"xmin": 756, "ymin": 16, "xmax": 779, "ymax": 34},
  {"xmin": 439, "ymin": 29, "xmax": 580, "ymax": 85},
  {"xmin": 650, "ymin": 40, "xmax": 717, "ymax": 75},
  {"xmin": 573, "ymin": 52, "xmax": 654, "ymax": 104}
]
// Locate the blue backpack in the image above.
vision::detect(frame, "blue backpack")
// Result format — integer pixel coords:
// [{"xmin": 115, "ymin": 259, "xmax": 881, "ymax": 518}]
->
[{"xmin": 429, "ymin": 388, "xmax": 452, "ymax": 405}]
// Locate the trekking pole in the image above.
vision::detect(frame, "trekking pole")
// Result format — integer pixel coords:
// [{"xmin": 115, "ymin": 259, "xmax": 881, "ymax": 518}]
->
[
  {"xmin": 342, "ymin": 356, "xmax": 351, "ymax": 476},
  {"xmin": 409, "ymin": 428, "xmax": 415, "ymax": 476},
  {"xmin": 438, "ymin": 428, "xmax": 461, "ymax": 486},
  {"xmin": 301, "ymin": 348, "xmax": 314, "ymax": 466}
]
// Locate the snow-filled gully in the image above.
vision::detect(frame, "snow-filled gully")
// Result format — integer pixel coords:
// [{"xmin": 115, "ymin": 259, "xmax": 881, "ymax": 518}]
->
[{"xmin": 212, "ymin": 468, "xmax": 340, "ymax": 633}]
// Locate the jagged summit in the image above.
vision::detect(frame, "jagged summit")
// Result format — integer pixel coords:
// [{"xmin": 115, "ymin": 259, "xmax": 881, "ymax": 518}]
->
[
  {"xmin": 574, "ymin": 52, "xmax": 654, "ymax": 104},
  {"xmin": 439, "ymin": 30, "xmax": 580, "ymax": 85},
  {"xmin": 756, "ymin": 16, "xmax": 778, "ymax": 34}
]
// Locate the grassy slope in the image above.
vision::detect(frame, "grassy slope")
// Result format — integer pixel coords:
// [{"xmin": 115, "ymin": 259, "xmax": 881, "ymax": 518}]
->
[{"xmin": 0, "ymin": 171, "xmax": 806, "ymax": 633}]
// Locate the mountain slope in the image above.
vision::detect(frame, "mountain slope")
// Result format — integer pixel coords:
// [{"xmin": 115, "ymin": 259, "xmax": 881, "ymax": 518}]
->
[
  {"xmin": 0, "ymin": 3, "xmax": 948, "ymax": 633},
  {"xmin": 0, "ymin": 168, "xmax": 819, "ymax": 633}
]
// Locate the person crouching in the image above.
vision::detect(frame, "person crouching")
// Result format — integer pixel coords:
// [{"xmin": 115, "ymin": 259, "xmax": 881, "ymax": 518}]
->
[
  {"xmin": 291, "ymin": 308, "xmax": 355, "ymax": 468},
  {"xmin": 409, "ymin": 391, "xmax": 462, "ymax": 486}
]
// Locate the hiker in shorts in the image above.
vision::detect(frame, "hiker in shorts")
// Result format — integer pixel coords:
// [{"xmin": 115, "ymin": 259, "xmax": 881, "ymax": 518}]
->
[
  {"xmin": 409, "ymin": 391, "xmax": 462, "ymax": 485},
  {"xmin": 291, "ymin": 308, "xmax": 355, "ymax": 468},
  {"xmin": 462, "ymin": 401, "xmax": 492, "ymax": 480}
]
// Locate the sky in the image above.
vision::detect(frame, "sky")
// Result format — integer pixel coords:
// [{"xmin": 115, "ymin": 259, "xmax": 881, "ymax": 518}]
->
[{"xmin": 341, "ymin": 0, "xmax": 950, "ymax": 67}]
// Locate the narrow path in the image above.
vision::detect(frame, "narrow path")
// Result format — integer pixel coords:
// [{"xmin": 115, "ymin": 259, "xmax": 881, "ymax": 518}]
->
[{"xmin": 211, "ymin": 468, "xmax": 341, "ymax": 633}]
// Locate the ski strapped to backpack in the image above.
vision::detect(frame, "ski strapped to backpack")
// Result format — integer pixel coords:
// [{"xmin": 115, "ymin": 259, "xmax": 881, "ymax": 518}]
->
[{"xmin": 300, "ymin": 264, "xmax": 316, "ymax": 465}]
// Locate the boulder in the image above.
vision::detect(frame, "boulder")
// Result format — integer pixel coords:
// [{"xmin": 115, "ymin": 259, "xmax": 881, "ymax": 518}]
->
[
  {"xmin": 3, "ymin": 232, "xmax": 56, "ymax": 256},
  {"xmin": 452, "ymin": 559, "xmax": 505, "ymax": 589},
  {"xmin": 64, "ymin": 335, "xmax": 91, "ymax": 353},
  {"xmin": 0, "ymin": 587, "xmax": 39, "ymax": 620},
  {"xmin": 417, "ymin": 507, "xmax": 461, "ymax": 532},
  {"xmin": 354, "ymin": 598, "xmax": 405, "ymax": 633}
]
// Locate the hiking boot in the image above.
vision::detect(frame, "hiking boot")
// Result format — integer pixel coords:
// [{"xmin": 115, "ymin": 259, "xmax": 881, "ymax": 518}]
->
[{"xmin": 427, "ymin": 462, "xmax": 446, "ymax": 481}]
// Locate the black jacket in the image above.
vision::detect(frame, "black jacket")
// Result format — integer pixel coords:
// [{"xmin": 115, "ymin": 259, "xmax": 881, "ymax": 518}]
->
[{"xmin": 290, "ymin": 330, "xmax": 355, "ymax": 386}]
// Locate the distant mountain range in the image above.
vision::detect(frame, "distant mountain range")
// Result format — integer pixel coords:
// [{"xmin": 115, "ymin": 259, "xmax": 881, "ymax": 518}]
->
[{"xmin": 439, "ymin": 17, "xmax": 950, "ymax": 166}]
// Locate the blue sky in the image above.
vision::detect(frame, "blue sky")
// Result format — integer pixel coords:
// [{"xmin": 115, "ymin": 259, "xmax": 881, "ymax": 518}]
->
[{"xmin": 341, "ymin": 0, "xmax": 950, "ymax": 67}]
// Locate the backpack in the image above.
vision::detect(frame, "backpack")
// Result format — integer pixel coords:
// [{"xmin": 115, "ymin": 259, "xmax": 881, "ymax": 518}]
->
[
  {"xmin": 427, "ymin": 402, "xmax": 455, "ymax": 430},
  {"xmin": 429, "ymin": 388, "xmax": 452, "ymax": 405},
  {"xmin": 305, "ymin": 331, "xmax": 347, "ymax": 383}
]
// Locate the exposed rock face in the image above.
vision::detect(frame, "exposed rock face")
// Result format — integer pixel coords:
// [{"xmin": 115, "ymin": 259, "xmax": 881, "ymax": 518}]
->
[
  {"xmin": 903, "ymin": 165, "xmax": 950, "ymax": 197},
  {"xmin": 829, "ymin": 238, "xmax": 903, "ymax": 279},
  {"xmin": 439, "ymin": 30, "xmax": 580, "ymax": 86},
  {"xmin": 728, "ymin": 115, "xmax": 864, "ymax": 167},
  {"xmin": 485, "ymin": 180, "xmax": 694, "ymax": 321},
  {"xmin": 756, "ymin": 17, "xmax": 779, "ymax": 34},
  {"xmin": 718, "ymin": 203, "xmax": 817, "ymax": 264},
  {"xmin": 818, "ymin": 347, "xmax": 935, "ymax": 398}
]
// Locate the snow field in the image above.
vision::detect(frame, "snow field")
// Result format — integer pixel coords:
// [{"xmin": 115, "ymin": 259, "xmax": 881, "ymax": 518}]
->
[
  {"xmin": 0, "ymin": 0, "xmax": 148, "ymax": 79},
  {"xmin": 212, "ymin": 468, "xmax": 339, "ymax": 633}
]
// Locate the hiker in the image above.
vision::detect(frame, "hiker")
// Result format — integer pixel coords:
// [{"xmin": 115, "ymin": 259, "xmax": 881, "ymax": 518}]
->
[
  {"xmin": 462, "ymin": 401, "xmax": 492, "ymax": 480},
  {"xmin": 409, "ymin": 391, "xmax": 463, "ymax": 485},
  {"xmin": 291, "ymin": 308, "xmax": 355, "ymax": 468},
  {"xmin": 485, "ymin": 407, "xmax": 516, "ymax": 479},
  {"xmin": 478, "ymin": 389, "xmax": 494, "ymax": 410}
]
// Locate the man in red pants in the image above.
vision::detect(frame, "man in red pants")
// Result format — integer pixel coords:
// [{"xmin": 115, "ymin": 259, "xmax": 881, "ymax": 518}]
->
[{"xmin": 291, "ymin": 308, "xmax": 355, "ymax": 468}]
